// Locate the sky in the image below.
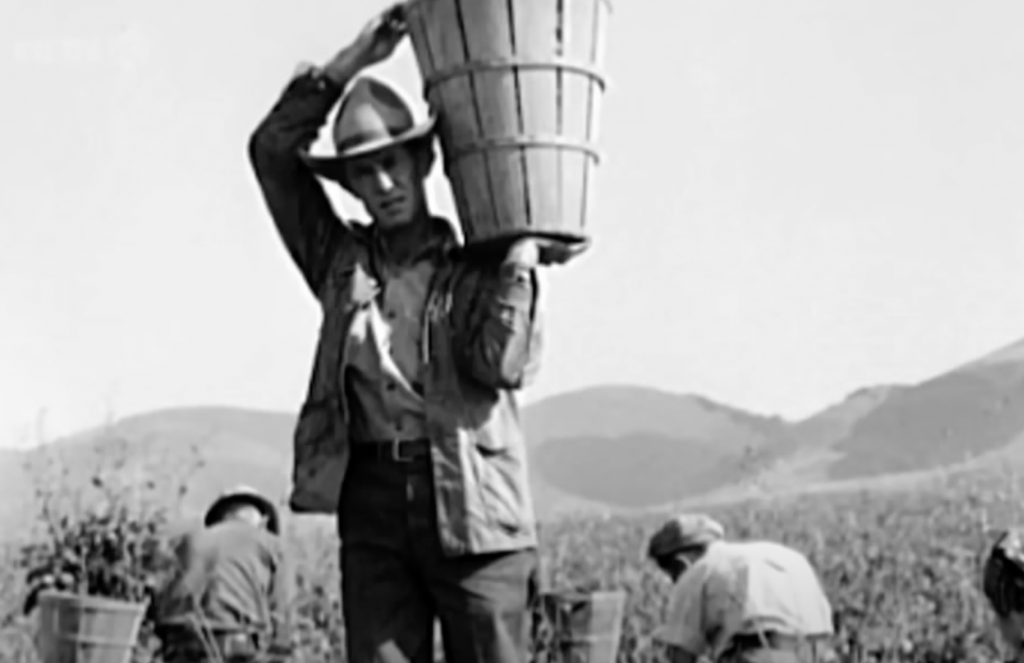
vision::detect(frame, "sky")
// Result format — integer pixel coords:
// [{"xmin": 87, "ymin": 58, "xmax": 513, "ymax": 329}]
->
[{"xmin": 2, "ymin": 0, "xmax": 1023, "ymax": 448}]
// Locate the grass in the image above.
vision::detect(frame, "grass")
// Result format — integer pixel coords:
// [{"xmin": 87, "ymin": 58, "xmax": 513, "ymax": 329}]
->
[{"xmin": 1, "ymin": 431, "xmax": 1019, "ymax": 663}]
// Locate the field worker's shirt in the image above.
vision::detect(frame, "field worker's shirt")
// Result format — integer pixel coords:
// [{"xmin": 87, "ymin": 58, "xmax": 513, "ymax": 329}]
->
[
  {"xmin": 344, "ymin": 220, "xmax": 454, "ymax": 443},
  {"xmin": 654, "ymin": 540, "xmax": 834, "ymax": 660},
  {"xmin": 156, "ymin": 521, "xmax": 293, "ymax": 638}
]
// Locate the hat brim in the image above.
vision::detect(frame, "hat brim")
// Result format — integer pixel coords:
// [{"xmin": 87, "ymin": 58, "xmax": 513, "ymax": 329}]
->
[
  {"xmin": 301, "ymin": 117, "xmax": 437, "ymax": 180},
  {"xmin": 204, "ymin": 491, "xmax": 281, "ymax": 535}
]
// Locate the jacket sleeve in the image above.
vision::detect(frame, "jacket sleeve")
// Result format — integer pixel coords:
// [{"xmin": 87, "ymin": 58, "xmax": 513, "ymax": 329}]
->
[
  {"xmin": 247, "ymin": 66, "xmax": 350, "ymax": 297},
  {"xmin": 454, "ymin": 263, "xmax": 544, "ymax": 391}
]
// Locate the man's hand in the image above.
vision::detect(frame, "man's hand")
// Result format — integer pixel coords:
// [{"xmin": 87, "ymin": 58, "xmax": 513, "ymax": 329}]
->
[
  {"xmin": 323, "ymin": 3, "xmax": 408, "ymax": 86},
  {"xmin": 505, "ymin": 236, "xmax": 589, "ymax": 268},
  {"xmin": 351, "ymin": 3, "xmax": 409, "ymax": 69}
]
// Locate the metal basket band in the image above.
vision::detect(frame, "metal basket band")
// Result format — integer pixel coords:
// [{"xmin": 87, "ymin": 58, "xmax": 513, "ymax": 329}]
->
[
  {"xmin": 423, "ymin": 57, "xmax": 607, "ymax": 97},
  {"xmin": 54, "ymin": 632, "xmax": 139, "ymax": 647},
  {"xmin": 406, "ymin": 0, "xmax": 614, "ymax": 18},
  {"xmin": 443, "ymin": 134, "xmax": 602, "ymax": 164},
  {"xmin": 404, "ymin": 0, "xmax": 614, "ymax": 10}
]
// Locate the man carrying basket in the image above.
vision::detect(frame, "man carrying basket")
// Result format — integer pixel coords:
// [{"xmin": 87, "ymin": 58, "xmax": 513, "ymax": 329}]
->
[{"xmin": 248, "ymin": 4, "xmax": 573, "ymax": 663}]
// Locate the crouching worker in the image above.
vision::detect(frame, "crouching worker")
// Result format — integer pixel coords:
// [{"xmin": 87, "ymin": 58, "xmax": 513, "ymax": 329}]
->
[
  {"xmin": 647, "ymin": 514, "xmax": 835, "ymax": 663},
  {"xmin": 982, "ymin": 528, "xmax": 1024, "ymax": 663},
  {"xmin": 153, "ymin": 485, "xmax": 294, "ymax": 662}
]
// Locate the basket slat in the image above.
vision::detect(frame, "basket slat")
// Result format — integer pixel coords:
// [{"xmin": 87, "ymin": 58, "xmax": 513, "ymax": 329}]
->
[
  {"xmin": 460, "ymin": 0, "xmax": 523, "ymax": 237},
  {"xmin": 515, "ymin": 0, "xmax": 560, "ymax": 237},
  {"xmin": 561, "ymin": 0, "xmax": 596, "ymax": 236},
  {"xmin": 428, "ymin": 0, "xmax": 483, "ymax": 234}
]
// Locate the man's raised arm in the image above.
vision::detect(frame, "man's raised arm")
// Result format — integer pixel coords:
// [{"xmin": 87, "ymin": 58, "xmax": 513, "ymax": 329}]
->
[{"xmin": 247, "ymin": 42, "xmax": 373, "ymax": 297}]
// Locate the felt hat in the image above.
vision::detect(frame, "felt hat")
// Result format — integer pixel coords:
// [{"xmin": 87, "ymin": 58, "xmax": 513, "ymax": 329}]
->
[
  {"xmin": 647, "ymin": 513, "xmax": 725, "ymax": 559},
  {"xmin": 204, "ymin": 485, "xmax": 281, "ymax": 535},
  {"xmin": 302, "ymin": 75, "xmax": 436, "ymax": 179}
]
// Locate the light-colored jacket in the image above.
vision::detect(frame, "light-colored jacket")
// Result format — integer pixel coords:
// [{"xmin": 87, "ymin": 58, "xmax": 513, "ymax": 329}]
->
[{"xmin": 247, "ymin": 68, "xmax": 542, "ymax": 557}]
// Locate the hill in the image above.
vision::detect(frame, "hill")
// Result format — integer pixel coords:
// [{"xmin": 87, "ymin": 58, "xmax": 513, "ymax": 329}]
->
[
  {"xmin": 523, "ymin": 386, "xmax": 788, "ymax": 509},
  {"xmin": 827, "ymin": 344, "xmax": 1024, "ymax": 480},
  {"xmin": 745, "ymin": 335, "xmax": 1024, "ymax": 488},
  {"xmin": 1, "ymin": 333, "xmax": 1023, "ymax": 532}
]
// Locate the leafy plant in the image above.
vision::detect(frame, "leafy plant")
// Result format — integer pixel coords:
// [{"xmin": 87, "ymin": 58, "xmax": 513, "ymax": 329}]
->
[
  {"xmin": 20, "ymin": 501, "xmax": 173, "ymax": 613},
  {"xmin": 17, "ymin": 424, "xmax": 202, "ymax": 614}
]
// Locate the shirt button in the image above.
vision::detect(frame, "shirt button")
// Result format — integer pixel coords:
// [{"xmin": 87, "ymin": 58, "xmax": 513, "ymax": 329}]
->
[{"xmin": 386, "ymin": 309, "xmax": 397, "ymax": 320}]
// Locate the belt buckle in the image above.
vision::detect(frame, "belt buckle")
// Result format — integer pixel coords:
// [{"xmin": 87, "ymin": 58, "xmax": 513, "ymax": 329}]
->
[
  {"xmin": 390, "ymin": 439, "xmax": 411, "ymax": 462},
  {"xmin": 221, "ymin": 633, "xmax": 254, "ymax": 658}
]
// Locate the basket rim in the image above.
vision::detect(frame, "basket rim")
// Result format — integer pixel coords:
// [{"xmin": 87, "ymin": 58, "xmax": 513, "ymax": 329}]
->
[{"xmin": 37, "ymin": 590, "xmax": 149, "ymax": 612}]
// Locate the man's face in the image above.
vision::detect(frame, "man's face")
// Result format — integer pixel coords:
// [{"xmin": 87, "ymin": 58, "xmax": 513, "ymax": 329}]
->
[{"xmin": 344, "ymin": 143, "xmax": 428, "ymax": 231}]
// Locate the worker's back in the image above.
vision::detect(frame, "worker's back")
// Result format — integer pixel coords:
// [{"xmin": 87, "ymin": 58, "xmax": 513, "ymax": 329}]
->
[
  {"xmin": 681, "ymin": 539, "xmax": 834, "ymax": 656},
  {"xmin": 157, "ymin": 519, "xmax": 289, "ymax": 633}
]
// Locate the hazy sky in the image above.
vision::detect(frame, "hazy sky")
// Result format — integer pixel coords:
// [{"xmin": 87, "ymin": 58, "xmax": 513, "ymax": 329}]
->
[{"xmin": 2, "ymin": 0, "xmax": 1023, "ymax": 448}]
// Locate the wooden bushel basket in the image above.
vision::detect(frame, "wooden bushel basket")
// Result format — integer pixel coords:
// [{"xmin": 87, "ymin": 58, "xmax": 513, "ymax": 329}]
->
[
  {"xmin": 34, "ymin": 591, "xmax": 146, "ymax": 663},
  {"xmin": 405, "ymin": 0, "xmax": 610, "ymax": 258},
  {"xmin": 538, "ymin": 590, "xmax": 626, "ymax": 663}
]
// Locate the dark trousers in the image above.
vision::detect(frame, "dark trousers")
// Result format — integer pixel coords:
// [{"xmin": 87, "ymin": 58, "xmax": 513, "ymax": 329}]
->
[
  {"xmin": 338, "ymin": 452, "xmax": 538, "ymax": 663},
  {"xmin": 156, "ymin": 625, "xmax": 287, "ymax": 663}
]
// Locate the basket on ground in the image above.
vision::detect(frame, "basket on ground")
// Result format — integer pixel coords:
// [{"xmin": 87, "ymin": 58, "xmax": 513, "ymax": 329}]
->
[
  {"xmin": 405, "ymin": 0, "xmax": 611, "ymax": 256},
  {"xmin": 34, "ymin": 591, "xmax": 146, "ymax": 663},
  {"xmin": 539, "ymin": 590, "xmax": 626, "ymax": 663}
]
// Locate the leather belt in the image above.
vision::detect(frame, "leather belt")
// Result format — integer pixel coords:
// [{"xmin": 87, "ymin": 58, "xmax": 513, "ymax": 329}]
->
[
  {"xmin": 350, "ymin": 438, "xmax": 431, "ymax": 463},
  {"xmin": 725, "ymin": 631, "xmax": 804, "ymax": 655},
  {"xmin": 157, "ymin": 624, "xmax": 268, "ymax": 662}
]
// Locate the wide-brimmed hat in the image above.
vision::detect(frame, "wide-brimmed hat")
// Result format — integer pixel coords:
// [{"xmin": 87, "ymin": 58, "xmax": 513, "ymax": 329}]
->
[
  {"xmin": 204, "ymin": 485, "xmax": 281, "ymax": 535},
  {"xmin": 301, "ymin": 75, "xmax": 436, "ymax": 180},
  {"xmin": 647, "ymin": 513, "xmax": 725, "ymax": 560}
]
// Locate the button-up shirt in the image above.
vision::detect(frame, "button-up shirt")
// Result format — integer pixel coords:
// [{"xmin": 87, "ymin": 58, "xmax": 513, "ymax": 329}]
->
[
  {"xmin": 345, "ymin": 223, "xmax": 452, "ymax": 442},
  {"xmin": 655, "ymin": 540, "xmax": 834, "ymax": 660}
]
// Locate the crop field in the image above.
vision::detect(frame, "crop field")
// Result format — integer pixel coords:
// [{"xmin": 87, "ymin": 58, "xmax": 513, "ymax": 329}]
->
[{"xmin": 1, "ymin": 448, "xmax": 1020, "ymax": 663}]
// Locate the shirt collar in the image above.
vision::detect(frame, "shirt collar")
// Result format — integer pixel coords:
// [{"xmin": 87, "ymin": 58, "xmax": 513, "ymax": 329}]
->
[{"xmin": 370, "ymin": 216, "xmax": 458, "ymax": 267}]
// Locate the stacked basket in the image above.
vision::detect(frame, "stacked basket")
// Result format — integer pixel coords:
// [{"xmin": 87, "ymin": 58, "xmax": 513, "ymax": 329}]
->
[{"xmin": 405, "ymin": 0, "xmax": 611, "ymax": 258}]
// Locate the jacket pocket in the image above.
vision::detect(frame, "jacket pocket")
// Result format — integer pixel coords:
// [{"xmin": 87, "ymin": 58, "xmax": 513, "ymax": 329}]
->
[
  {"xmin": 472, "ymin": 436, "xmax": 529, "ymax": 534},
  {"xmin": 295, "ymin": 399, "xmax": 336, "ymax": 453},
  {"xmin": 291, "ymin": 399, "xmax": 347, "ymax": 514},
  {"xmin": 472, "ymin": 426, "xmax": 509, "ymax": 454}
]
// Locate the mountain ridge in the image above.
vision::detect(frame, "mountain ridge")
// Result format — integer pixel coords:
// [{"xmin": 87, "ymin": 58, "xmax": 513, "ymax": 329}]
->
[{"xmin": 1, "ymin": 333, "xmax": 1022, "ymax": 533}]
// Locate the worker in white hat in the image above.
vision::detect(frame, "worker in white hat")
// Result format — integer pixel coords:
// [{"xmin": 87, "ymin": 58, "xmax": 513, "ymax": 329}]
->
[
  {"xmin": 647, "ymin": 513, "xmax": 835, "ymax": 663},
  {"xmin": 153, "ymin": 486, "xmax": 293, "ymax": 662},
  {"xmin": 247, "ymin": 4, "xmax": 572, "ymax": 663},
  {"xmin": 983, "ymin": 528, "xmax": 1024, "ymax": 663}
]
